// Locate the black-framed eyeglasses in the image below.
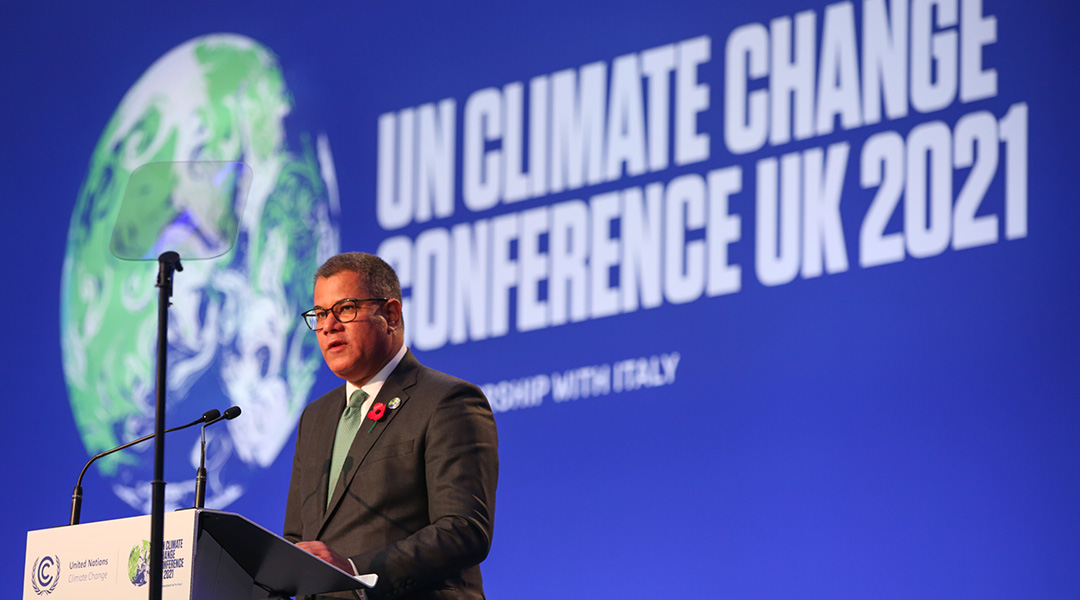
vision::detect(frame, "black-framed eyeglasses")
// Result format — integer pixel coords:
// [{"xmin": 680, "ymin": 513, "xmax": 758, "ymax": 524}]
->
[{"xmin": 301, "ymin": 297, "xmax": 387, "ymax": 331}]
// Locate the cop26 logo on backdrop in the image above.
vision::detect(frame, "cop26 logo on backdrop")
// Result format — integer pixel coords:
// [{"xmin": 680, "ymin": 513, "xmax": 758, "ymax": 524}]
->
[{"xmin": 60, "ymin": 34, "xmax": 341, "ymax": 512}]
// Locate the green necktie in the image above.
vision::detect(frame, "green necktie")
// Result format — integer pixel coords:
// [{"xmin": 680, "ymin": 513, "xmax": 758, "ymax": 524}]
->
[{"xmin": 328, "ymin": 389, "xmax": 368, "ymax": 507}]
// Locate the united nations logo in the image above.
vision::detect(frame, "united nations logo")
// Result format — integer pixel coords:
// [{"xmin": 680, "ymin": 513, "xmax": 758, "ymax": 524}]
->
[
  {"xmin": 30, "ymin": 555, "xmax": 60, "ymax": 595},
  {"xmin": 128, "ymin": 541, "xmax": 151, "ymax": 587}
]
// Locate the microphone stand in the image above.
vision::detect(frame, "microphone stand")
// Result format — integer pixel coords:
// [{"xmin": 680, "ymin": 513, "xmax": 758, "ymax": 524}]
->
[
  {"xmin": 69, "ymin": 409, "xmax": 219, "ymax": 526},
  {"xmin": 151, "ymin": 250, "xmax": 182, "ymax": 600},
  {"xmin": 194, "ymin": 425, "xmax": 209, "ymax": 510},
  {"xmin": 194, "ymin": 406, "xmax": 242, "ymax": 509}
]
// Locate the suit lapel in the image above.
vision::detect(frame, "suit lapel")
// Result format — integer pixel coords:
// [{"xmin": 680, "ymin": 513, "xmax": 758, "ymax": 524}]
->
[{"xmin": 319, "ymin": 351, "xmax": 420, "ymax": 534}]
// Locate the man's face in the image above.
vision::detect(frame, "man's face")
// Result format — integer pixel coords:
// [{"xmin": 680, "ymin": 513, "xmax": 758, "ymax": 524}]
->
[{"xmin": 312, "ymin": 271, "xmax": 400, "ymax": 385}]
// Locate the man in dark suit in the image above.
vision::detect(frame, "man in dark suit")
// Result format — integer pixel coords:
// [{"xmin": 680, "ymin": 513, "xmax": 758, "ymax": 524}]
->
[{"xmin": 284, "ymin": 252, "xmax": 498, "ymax": 600}]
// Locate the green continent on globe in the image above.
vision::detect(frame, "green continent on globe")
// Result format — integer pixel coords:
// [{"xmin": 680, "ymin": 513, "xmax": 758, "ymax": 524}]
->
[
  {"xmin": 60, "ymin": 34, "xmax": 339, "ymax": 512},
  {"xmin": 128, "ymin": 540, "xmax": 150, "ymax": 586}
]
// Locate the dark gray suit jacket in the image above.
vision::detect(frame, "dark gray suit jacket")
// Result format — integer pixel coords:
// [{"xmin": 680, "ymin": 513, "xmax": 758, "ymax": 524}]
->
[{"xmin": 284, "ymin": 350, "xmax": 498, "ymax": 600}]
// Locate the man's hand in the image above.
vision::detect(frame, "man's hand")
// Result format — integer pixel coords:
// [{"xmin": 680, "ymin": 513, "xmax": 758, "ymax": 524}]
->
[{"xmin": 296, "ymin": 541, "xmax": 354, "ymax": 574}]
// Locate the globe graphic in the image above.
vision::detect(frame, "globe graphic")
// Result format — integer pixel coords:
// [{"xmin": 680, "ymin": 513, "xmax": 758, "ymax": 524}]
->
[{"xmin": 60, "ymin": 34, "xmax": 340, "ymax": 512}]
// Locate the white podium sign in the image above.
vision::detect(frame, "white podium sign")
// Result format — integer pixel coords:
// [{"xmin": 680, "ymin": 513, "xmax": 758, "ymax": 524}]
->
[
  {"xmin": 24, "ymin": 510, "xmax": 198, "ymax": 599},
  {"xmin": 24, "ymin": 509, "xmax": 373, "ymax": 600}
]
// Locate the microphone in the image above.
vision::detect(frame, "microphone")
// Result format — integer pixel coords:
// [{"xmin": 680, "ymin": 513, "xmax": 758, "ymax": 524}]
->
[
  {"xmin": 70, "ymin": 409, "xmax": 221, "ymax": 526},
  {"xmin": 194, "ymin": 406, "xmax": 242, "ymax": 509},
  {"xmin": 205, "ymin": 405, "xmax": 242, "ymax": 427}
]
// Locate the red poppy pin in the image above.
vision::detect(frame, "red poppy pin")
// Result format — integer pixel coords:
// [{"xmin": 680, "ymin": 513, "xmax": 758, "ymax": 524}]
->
[{"xmin": 367, "ymin": 402, "xmax": 386, "ymax": 433}]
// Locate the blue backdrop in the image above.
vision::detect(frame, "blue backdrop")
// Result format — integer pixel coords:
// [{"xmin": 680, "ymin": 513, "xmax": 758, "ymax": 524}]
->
[{"xmin": 4, "ymin": 1, "xmax": 1079, "ymax": 598}]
